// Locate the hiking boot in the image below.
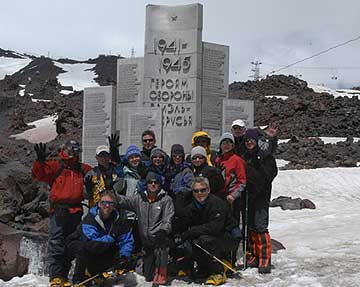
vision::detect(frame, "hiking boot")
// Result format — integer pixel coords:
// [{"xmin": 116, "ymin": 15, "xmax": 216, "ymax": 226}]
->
[
  {"xmin": 258, "ymin": 265, "xmax": 271, "ymax": 274},
  {"xmin": 177, "ymin": 269, "xmax": 191, "ymax": 277},
  {"xmin": 153, "ymin": 267, "xmax": 167, "ymax": 285},
  {"xmin": 49, "ymin": 277, "xmax": 70, "ymax": 287},
  {"xmin": 247, "ymin": 256, "xmax": 258, "ymax": 268},
  {"xmin": 49, "ymin": 278, "xmax": 63, "ymax": 287},
  {"xmin": 205, "ymin": 273, "xmax": 227, "ymax": 286}
]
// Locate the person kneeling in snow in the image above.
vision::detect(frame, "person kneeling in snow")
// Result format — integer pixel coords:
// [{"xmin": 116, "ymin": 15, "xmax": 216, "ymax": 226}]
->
[
  {"xmin": 174, "ymin": 176, "xmax": 240, "ymax": 286},
  {"xmin": 117, "ymin": 171, "xmax": 175, "ymax": 285},
  {"xmin": 67, "ymin": 190, "xmax": 134, "ymax": 286}
]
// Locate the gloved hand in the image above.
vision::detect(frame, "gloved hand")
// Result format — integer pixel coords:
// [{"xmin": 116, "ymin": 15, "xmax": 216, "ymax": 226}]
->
[
  {"xmin": 34, "ymin": 143, "xmax": 47, "ymax": 163},
  {"xmin": 113, "ymin": 255, "xmax": 129, "ymax": 269},
  {"xmin": 108, "ymin": 134, "xmax": 121, "ymax": 150},
  {"xmin": 110, "ymin": 221, "xmax": 130, "ymax": 240},
  {"xmin": 173, "ymin": 234, "xmax": 185, "ymax": 246},
  {"xmin": 154, "ymin": 230, "xmax": 167, "ymax": 242},
  {"xmin": 108, "ymin": 134, "xmax": 122, "ymax": 163},
  {"xmin": 181, "ymin": 229, "xmax": 194, "ymax": 241},
  {"xmin": 84, "ymin": 176, "xmax": 94, "ymax": 198}
]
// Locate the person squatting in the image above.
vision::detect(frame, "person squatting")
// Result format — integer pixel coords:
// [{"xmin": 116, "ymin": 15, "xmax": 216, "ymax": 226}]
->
[{"xmin": 32, "ymin": 121, "xmax": 278, "ymax": 287}]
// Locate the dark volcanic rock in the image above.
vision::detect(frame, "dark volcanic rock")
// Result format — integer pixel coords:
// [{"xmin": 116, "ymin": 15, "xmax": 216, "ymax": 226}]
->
[
  {"xmin": 0, "ymin": 222, "xmax": 48, "ymax": 280},
  {"xmin": 230, "ymin": 75, "xmax": 360, "ymax": 138},
  {"xmin": 0, "ymin": 156, "xmax": 49, "ymax": 229},
  {"xmin": 270, "ymin": 196, "xmax": 316, "ymax": 210},
  {"xmin": 276, "ymin": 137, "xmax": 360, "ymax": 169},
  {"xmin": 0, "ymin": 223, "xmax": 29, "ymax": 280}
]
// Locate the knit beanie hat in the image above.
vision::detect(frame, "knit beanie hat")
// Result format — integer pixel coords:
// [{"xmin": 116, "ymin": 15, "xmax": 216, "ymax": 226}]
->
[
  {"xmin": 125, "ymin": 145, "xmax": 141, "ymax": 160},
  {"xmin": 244, "ymin": 129, "xmax": 258, "ymax": 141},
  {"xmin": 219, "ymin": 132, "xmax": 235, "ymax": 144},
  {"xmin": 171, "ymin": 144, "xmax": 185, "ymax": 155},
  {"xmin": 150, "ymin": 147, "xmax": 167, "ymax": 159},
  {"xmin": 191, "ymin": 146, "xmax": 207, "ymax": 159}
]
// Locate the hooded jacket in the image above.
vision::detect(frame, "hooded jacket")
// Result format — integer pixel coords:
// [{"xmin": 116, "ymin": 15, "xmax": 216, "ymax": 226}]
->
[
  {"xmin": 79, "ymin": 204, "xmax": 133, "ymax": 258},
  {"xmin": 32, "ymin": 155, "xmax": 92, "ymax": 214},
  {"xmin": 117, "ymin": 188, "xmax": 174, "ymax": 246},
  {"xmin": 190, "ymin": 131, "xmax": 217, "ymax": 166}
]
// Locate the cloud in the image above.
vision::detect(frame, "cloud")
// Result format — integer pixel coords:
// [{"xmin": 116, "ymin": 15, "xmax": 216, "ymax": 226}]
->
[{"xmin": 1, "ymin": 0, "xmax": 359, "ymax": 87}]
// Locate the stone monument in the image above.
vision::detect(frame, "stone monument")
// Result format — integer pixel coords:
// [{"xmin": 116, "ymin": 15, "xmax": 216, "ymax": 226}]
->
[{"xmin": 83, "ymin": 3, "xmax": 254, "ymax": 158}]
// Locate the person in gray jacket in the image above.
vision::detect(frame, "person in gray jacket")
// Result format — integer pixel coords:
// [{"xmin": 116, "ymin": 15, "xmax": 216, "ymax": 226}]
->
[
  {"xmin": 116, "ymin": 171, "xmax": 175, "ymax": 285},
  {"xmin": 115, "ymin": 145, "xmax": 145, "ymax": 254}
]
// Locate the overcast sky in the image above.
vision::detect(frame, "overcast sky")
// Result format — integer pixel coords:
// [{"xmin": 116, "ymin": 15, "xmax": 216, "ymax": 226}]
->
[{"xmin": 1, "ymin": 0, "xmax": 360, "ymax": 88}]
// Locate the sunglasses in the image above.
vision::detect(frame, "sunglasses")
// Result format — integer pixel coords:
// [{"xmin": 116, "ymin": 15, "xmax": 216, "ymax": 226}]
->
[
  {"xmin": 143, "ymin": 138, "xmax": 154, "ymax": 143},
  {"xmin": 245, "ymin": 138, "xmax": 256, "ymax": 143},
  {"xmin": 192, "ymin": 155, "xmax": 205, "ymax": 160},
  {"xmin": 172, "ymin": 154, "xmax": 183, "ymax": 158},
  {"xmin": 100, "ymin": 200, "xmax": 116, "ymax": 208},
  {"xmin": 192, "ymin": 188, "xmax": 208, "ymax": 193},
  {"xmin": 147, "ymin": 180, "xmax": 159, "ymax": 185}
]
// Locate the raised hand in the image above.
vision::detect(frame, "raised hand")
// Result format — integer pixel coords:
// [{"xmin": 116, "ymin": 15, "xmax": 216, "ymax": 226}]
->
[
  {"xmin": 265, "ymin": 121, "xmax": 279, "ymax": 138},
  {"xmin": 108, "ymin": 134, "xmax": 121, "ymax": 150},
  {"xmin": 34, "ymin": 143, "xmax": 47, "ymax": 163}
]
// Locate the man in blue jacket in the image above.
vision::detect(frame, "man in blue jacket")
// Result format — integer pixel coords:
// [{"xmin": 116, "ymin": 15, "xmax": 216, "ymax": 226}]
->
[{"xmin": 67, "ymin": 190, "xmax": 133, "ymax": 285}]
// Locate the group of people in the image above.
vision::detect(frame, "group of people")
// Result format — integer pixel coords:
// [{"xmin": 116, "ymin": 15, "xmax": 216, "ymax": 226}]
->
[{"xmin": 32, "ymin": 119, "xmax": 278, "ymax": 287}]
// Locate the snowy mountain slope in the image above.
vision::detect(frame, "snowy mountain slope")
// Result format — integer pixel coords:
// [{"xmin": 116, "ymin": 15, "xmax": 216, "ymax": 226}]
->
[
  {"xmin": 309, "ymin": 84, "xmax": 360, "ymax": 98},
  {"xmin": 2, "ymin": 167, "xmax": 359, "ymax": 287},
  {"xmin": 53, "ymin": 61, "xmax": 98, "ymax": 91},
  {"xmin": 0, "ymin": 56, "xmax": 32, "ymax": 80}
]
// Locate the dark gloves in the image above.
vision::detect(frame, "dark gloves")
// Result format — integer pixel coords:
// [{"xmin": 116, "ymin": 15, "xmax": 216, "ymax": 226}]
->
[
  {"xmin": 34, "ymin": 143, "xmax": 47, "ymax": 163},
  {"xmin": 113, "ymin": 255, "xmax": 128, "ymax": 269},
  {"xmin": 108, "ymin": 134, "xmax": 122, "ymax": 163},
  {"xmin": 154, "ymin": 230, "xmax": 167, "ymax": 242},
  {"xmin": 110, "ymin": 221, "xmax": 130, "ymax": 240},
  {"xmin": 181, "ymin": 229, "xmax": 195, "ymax": 241}
]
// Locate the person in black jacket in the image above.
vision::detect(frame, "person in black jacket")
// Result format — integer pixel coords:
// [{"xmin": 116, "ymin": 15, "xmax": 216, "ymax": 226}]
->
[
  {"xmin": 175, "ymin": 177, "xmax": 239, "ymax": 286},
  {"xmin": 241, "ymin": 129, "xmax": 278, "ymax": 274},
  {"xmin": 190, "ymin": 146, "xmax": 225, "ymax": 199}
]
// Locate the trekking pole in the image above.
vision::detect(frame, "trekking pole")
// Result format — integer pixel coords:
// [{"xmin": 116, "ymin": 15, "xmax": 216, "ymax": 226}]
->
[
  {"xmin": 73, "ymin": 259, "xmax": 126, "ymax": 287},
  {"xmin": 192, "ymin": 242, "xmax": 256, "ymax": 287},
  {"xmin": 243, "ymin": 189, "xmax": 249, "ymax": 270}
]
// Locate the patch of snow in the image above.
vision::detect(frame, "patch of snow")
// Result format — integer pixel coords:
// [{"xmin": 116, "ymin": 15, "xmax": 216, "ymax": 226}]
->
[
  {"xmin": 31, "ymin": 98, "xmax": 51, "ymax": 103},
  {"xmin": 309, "ymin": 84, "xmax": 360, "ymax": 98},
  {"xmin": 19, "ymin": 84, "xmax": 26, "ymax": 88},
  {"xmin": 28, "ymin": 93, "xmax": 33, "ymax": 96},
  {"xmin": 265, "ymin": 95, "xmax": 288, "ymax": 100},
  {"xmin": 0, "ymin": 56, "xmax": 32, "ymax": 80},
  {"xmin": 60, "ymin": 90, "xmax": 73, "ymax": 95},
  {"xmin": 357, "ymin": 162, "xmax": 360, "ymax": 167},
  {"xmin": 9, "ymin": 114, "xmax": 58, "ymax": 143},
  {"xmin": 279, "ymin": 137, "xmax": 359, "ymax": 145},
  {"xmin": 19, "ymin": 89, "xmax": 25, "ymax": 96},
  {"xmin": 276, "ymin": 159, "xmax": 290, "ymax": 168},
  {"xmin": 278, "ymin": 138, "xmax": 290, "ymax": 144},
  {"xmin": 54, "ymin": 61, "xmax": 98, "ymax": 91}
]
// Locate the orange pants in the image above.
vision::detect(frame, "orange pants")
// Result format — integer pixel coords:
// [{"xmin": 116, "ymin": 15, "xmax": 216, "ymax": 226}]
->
[{"xmin": 249, "ymin": 230, "xmax": 271, "ymax": 268}]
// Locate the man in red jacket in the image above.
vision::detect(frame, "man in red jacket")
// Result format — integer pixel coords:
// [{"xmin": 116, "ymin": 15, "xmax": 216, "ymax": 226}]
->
[{"xmin": 32, "ymin": 140, "xmax": 91, "ymax": 287}]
